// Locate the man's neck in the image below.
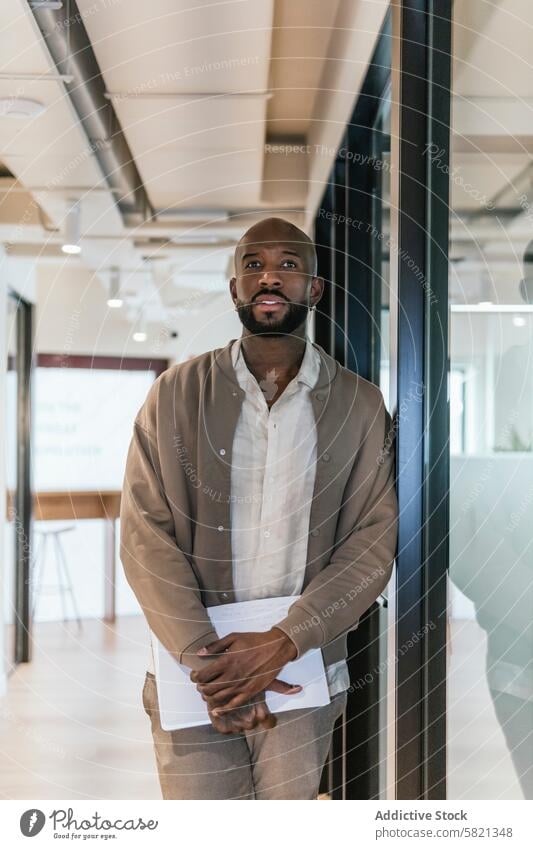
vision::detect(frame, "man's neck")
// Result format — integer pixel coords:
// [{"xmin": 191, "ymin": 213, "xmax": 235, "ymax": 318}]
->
[
  {"xmin": 238, "ymin": 332, "xmax": 307, "ymax": 386},
  {"xmin": 238, "ymin": 332, "xmax": 309, "ymax": 408}
]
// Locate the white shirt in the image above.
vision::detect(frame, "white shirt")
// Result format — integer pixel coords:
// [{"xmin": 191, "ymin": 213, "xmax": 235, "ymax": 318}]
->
[
  {"xmin": 147, "ymin": 336, "xmax": 350, "ymax": 698},
  {"xmin": 229, "ymin": 336, "xmax": 349, "ymax": 698}
]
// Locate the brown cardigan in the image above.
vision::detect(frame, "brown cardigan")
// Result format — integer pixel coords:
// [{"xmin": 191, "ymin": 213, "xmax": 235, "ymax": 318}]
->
[{"xmin": 119, "ymin": 337, "xmax": 398, "ymax": 672}]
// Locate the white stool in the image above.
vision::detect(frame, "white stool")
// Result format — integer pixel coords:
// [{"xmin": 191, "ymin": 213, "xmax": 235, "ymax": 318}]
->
[{"xmin": 31, "ymin": 524, "xmax": 83, "ymax": 631}]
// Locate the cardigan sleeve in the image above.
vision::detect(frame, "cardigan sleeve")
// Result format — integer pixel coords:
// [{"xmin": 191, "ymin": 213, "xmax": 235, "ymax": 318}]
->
[
  {"xmin": 119, "ymin": 389, "xmax": 218, "ymax": 672},
  {"xmin": 273, "ymin": 395, "xmax": 398, "ymax": 657}
]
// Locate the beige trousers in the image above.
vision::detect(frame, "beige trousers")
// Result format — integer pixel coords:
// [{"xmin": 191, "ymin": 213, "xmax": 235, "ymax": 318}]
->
[{"xmin": 142, "ymin": 671, "xmax": 347, "ymax": 800}]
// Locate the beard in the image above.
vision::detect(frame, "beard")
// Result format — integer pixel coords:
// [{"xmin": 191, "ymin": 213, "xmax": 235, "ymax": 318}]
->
[{"xmin": 235, "ymin": 296, "xmax": 310, "ymax": 337}]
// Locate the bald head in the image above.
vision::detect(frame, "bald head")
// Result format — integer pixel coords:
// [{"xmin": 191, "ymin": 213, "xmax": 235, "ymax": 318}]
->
[{"xmin": 235, "ymin": 217, "xmax": 317, "ymax": 276}]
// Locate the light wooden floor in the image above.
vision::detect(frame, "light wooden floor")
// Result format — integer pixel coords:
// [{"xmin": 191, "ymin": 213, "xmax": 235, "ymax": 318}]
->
[
  {"xmin": 0, "ymin": 616, "xmax": 524, "ymax": 799},
  {"xmin": 448, "ymin": 619, "xmax": 524, "ymax": 799},
  {"xmin": 0, "ymin": 616, "xmax": 160, "ymax": 799}
]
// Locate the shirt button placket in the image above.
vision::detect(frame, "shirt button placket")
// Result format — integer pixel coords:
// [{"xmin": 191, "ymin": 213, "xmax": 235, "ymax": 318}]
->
[{"xmin": 261, "ymin": 411, "xmax": 277, "ymax": 543}]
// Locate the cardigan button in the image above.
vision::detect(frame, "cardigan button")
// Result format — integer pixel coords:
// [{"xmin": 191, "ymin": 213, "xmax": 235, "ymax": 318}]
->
[
  {"xmin": 219, "ymin": 448, "xmax": 226, "ymax": 456},
  {"xmin": 221, "ymin": 592, "xmax": 229, "ymax": 600},
  {"xmin": 217, "ymin": 525, "xmax": 224, "ymax": 532},
  {"xmin": 311, "ymin": 528, "xmax": 320, "ymax": 536},
  {"xmin": 322, "ymin": 452, "xmax": 331, "ymax": 462}
]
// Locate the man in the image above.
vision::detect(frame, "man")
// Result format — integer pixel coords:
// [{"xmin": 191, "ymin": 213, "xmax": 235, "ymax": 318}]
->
[{"xmin": 120, "ymin": 217, "xmax": 398, "ymax": 800}]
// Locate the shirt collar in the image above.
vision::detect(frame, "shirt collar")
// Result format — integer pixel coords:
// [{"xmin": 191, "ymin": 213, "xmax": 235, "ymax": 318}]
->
[{"xmin": 231, "ymin": 336, "xmax": 321, "ymax": 391}]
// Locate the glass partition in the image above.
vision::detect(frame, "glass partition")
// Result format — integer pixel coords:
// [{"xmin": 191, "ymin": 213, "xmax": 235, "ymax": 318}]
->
[
  {"xmin": 373, "ymin": 93, "xmax": 392, "ymax": 800},
  {"xmin": 313, "ymin": 1, "xmax": 452, "ymax": 800},
  {"xmin": 4, "ymin": 295, "xmax": 19, "ymax": 674},
  {"xmin": 449, "ymin": 0, "xmax": 533, "ymax": 800},
  {"xmin": 373, "ymin": 92, "xmax": 392, "ymax": 409}
]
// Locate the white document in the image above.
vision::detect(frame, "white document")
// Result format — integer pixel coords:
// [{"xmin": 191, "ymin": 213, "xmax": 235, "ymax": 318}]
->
[{"xmin": 151, "ymin": 595, "xmax": 330, "ymax": 731}]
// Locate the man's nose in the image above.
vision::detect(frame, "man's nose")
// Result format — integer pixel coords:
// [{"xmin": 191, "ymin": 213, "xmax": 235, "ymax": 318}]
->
[{"xmin": 258, "ymin": 270, "xmax": 282, "ymax": 287}]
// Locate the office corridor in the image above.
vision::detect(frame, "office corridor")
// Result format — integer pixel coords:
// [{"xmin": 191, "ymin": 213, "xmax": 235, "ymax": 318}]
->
[{"xmin": 0, "ymin": 619, "xmax": 159, "ymax": 799}]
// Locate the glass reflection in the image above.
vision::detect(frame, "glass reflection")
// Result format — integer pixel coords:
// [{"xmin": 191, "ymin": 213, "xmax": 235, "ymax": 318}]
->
[{"xmin": 449, "ymin": 0, "xmax": 533, "ymax": 799}]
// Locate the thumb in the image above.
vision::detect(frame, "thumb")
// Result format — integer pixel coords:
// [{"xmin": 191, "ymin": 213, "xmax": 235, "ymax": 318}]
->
[{"xmin": 268, "ymin": 678, "xmax": 303, "ymax": 695}]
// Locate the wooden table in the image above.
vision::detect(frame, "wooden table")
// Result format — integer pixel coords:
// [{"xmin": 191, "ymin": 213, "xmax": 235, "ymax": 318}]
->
[{"xmin": 33, "ymin": 490, "xmax": 122, "ymax": 622}]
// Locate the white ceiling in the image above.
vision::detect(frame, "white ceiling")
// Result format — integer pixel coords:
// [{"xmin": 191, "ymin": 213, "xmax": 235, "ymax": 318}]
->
[
  {"xmin": 5, "ymin": 0, "xmax": 531, "ymax": 342},
  {"xmin": 267, "ymin": 0, "xmax": 342, "ymax": 136},
  {"xmin": 453, "ymin": 0, "xmax": 533, "ymax": 99},
  {"xmin": 83, "ymin": 0, "xmax": 274, "ymax": 211},
  {"xmin": 450, "ymin": 0, "xmax": 533, "ymax": 306},
  {"xmin": 0, "ymin": 0, "xmax": 386, "ymax": 348},
  {"xmin": 452, "ymin": 0, "xmax": 533, "ymax": 206}
]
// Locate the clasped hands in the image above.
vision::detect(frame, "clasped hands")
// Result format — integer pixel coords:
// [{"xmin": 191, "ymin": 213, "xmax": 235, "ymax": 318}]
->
[{"xmin": 190, "ymin": 627, "xmax": 300, "ymax": 735}]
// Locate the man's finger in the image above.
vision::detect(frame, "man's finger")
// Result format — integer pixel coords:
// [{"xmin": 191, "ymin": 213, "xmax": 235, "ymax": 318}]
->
[
  {"xmin": 199, "ymin": 685, "xmax": 237, "ymax": 706},
  {"xmin": 209, "ymin": 713, "xmax": 235, "ymax": 735},
  {"xmin": 267, "ymin": 679, "xmax": 303, "ymax": 695},
  {"xmin": 259, "ymin": 712, "xmax": 277, "ymax": 730},
  {"xmin": 197, "ymin": 634, "xmax": 234, "ymax": 656},
  {"xmin": 190, "ymin": 659, "xmax": 226, "ymax": 684},
  {"xmin": 197, "ymin": 666, "xmax": 255, "ymax": 696},
  {"xmin": 195, "ymin": 664, "xmax": 264, "ymax": 692},
  {"xmin": 211, "ymin": 692, "xmax": 252, "ymax": 715},
  {"xmin": 236, "ymin": 708, "xmax": 257, "ymax": 732},
  {"xmin": 253, "ymin": 700, "xmax": 277, "ymax": 730}
]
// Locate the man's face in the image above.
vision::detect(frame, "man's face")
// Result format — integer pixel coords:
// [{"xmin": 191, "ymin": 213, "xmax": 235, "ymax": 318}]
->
[{"xmin": 230, "ymin": 241, "xmax": 322, "ymax": 338}]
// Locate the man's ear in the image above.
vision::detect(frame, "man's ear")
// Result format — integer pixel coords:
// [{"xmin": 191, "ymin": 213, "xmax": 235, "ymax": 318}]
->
[
  {"xmin": 310, "ymin": 275, "xmax": 324, "ymax": 308},
  {"xmin": 229, "ymin": 276, "xmax": 237, "ymax": 302}
]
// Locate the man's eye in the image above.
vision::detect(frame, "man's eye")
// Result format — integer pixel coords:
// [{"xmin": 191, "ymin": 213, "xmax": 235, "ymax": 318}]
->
[
  {"xmin": 282, "ymin": 260, "xmax": 297, "ymax": 268},
  {"xmin": 245, "ymin": 261, "xmax": 261, "ymax": 269}
]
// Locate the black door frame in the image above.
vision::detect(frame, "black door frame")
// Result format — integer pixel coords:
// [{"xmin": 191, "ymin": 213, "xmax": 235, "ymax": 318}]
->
[
  {"xmin": 313, "ymin": 0, "xmax": 451, "ymax": 799},
  {"xmin": 6, "ymin": 291, "xmax": 34, "ymax": 666},
  {"xmin": 315, "ymin": 10, "xmax": 393, "ymax": 801},
  {"xmin": 389, "ymin": 0, "xmax": 451, "ymax": 799}
]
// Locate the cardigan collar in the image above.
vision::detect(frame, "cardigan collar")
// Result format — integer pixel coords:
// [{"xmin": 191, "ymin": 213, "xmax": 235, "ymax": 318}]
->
[
  {"xmin": 230, "ymin": 334, "xmax": 321, "ymax": 391},
  {"xmin": 213, "ymin": 335, "xmax": 338, "ymax": 395}
]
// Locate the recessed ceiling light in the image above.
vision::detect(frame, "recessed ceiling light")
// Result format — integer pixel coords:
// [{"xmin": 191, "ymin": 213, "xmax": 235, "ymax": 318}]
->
[
  {"xmin": 62, "ymin": 199, "xmax": 81, "ymax": 255},
  {"xmin": 107, "ymin": 267, "xmax": 123, "ymax": 308},
  {"xmin": 513, "ymin": 315, "xmax": 526, "ymax": 327},
  {"xmin": 133, "ymin": 311, "xmax": 147, "ymax": 342},
  {"xmin": 0, "ymin": 97, "xmax": 45, "ymax": 118}
]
